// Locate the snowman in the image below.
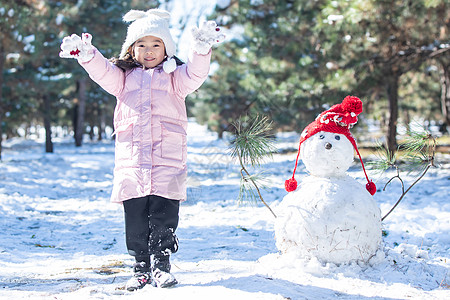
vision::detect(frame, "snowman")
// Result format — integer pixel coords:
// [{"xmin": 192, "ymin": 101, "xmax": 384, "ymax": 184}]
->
[{"xmin": 275, "ymin": 96, "xmax": 381, "ymax": 265}]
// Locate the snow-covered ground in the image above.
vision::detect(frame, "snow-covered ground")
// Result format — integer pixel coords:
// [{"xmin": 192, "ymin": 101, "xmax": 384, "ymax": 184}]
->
[{"xmin": 0, "ymin": 121, "xmax": 449, "ymax": 299}]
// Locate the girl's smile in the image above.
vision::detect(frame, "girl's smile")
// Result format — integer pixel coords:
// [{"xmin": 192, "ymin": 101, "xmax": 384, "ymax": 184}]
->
[{"xmin": 133, "ymin": 35, "xmax": 166, "ymax": 69}]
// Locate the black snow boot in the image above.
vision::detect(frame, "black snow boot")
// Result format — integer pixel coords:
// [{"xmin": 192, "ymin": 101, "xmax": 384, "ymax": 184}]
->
[
  {"xmin": 126, "ymin": 272, "xmax": 151, "ymax": 291},
  {"xmin": 152, "ymin": 268, "xmax": 178, "ymax": 288},
  {"xmin": 151, "ymin": 256, "xmax": 177, "ymax": 288}
]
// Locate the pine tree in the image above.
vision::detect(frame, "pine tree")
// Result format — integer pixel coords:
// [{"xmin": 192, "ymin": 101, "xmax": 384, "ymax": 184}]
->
[
  {"xmin": 0, "ymin": 0, "xmax": 36, "ymax": 160},
  {"xmin": 194, "ymin": 0, "xmax": 449, "ymax": 149},
  {"xmin": 319, "ymin": 0, "xmax": 449, "ymax": 153},
  {"xmin": 190, "ymin": 0, "xmax": 333, "ymax": 137}
]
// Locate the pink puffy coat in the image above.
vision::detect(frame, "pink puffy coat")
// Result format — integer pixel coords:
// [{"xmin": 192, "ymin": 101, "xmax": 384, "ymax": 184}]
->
[{"xmin": 79, "ymin": 48, "xmax": 211, "ymax": 203}]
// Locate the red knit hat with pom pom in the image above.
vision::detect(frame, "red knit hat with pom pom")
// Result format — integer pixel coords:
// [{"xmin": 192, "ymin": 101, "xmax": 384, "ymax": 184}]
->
[{"xmin": 285, "ymin": 96, "xmax": 376, "ymax": 195}]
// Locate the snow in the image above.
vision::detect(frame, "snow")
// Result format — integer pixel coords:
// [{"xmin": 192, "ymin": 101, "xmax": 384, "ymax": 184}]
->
[
  {"xmin": 0, "ymin": 121, "xmax": 449, "ymax": 299},
  {"xmin": 326, "ymin": 14, "xmax": 344, "ymax": 24},
  {"xmin": 216, "ymin": 0, "xmax": 231, "ymax": 9},
  {"xmin": 56, "ymin": 14, "xmax": 64, "ymax": 26}
]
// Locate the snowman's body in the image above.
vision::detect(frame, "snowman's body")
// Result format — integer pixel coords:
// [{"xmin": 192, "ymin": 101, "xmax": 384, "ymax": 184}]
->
[{"xmin": 275, "ymin": 131, "xmax": 381, "ymax": 264}]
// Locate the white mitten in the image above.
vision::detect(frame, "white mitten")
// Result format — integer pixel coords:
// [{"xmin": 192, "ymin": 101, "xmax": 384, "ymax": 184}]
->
[
  {"xmin": 59, "ymin": 33, "xmax": 95, "ymax": 63},
  {"xmin": 191, "ymin": 21, "xmax": 225, "ymax": 55}
]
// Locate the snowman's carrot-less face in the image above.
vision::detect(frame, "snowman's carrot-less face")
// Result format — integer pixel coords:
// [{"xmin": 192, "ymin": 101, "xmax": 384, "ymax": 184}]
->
[{"xmin": 300, "ymin": 131, "xmax": 354, "ymax": 178}]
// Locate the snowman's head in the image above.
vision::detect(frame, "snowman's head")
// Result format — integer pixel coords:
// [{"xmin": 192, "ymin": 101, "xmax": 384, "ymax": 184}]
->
[
  {"xmin": 300, "ymin": 131, "xmax": 354, "ymax": 177},
  {"xmin": 285, "ymin": 96, "xmax": 376, "ymax": 195}
]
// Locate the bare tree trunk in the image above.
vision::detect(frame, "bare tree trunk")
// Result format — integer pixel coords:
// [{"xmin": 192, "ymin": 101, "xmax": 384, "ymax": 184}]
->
[
  {"xmin": 75, "ymin": 78, "xmax": 87, "ymax": 147},
  {"xmin": 0, "ymin": 44, "xmax": 4, "ymax": 161},
  {"xmin": 97, "ymin": 104, "xmax": 104, "ymax": 141},
  {"xmin": 89, "ymin": 124, "xmax": 94, "ymax": 141},
  {"xmin": 43, "ymin": 94, "xmax": 53, "ymax": 153},
  {"xmin": 439, "ymin": 59, "xmax": 450, "ymax": 127},
  {"xmin": 386, "ymin": 72, "xmax": 399, "ymax": 155},
  {"xmin": 73, "ymin": 101, "xmax": 78, "ymax": 142}
]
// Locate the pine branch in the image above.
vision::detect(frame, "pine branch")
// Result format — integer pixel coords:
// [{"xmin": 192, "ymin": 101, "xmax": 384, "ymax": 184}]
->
[
  {"xmin": 230, "ymin": 115, "xmax": 277, "ymax": 218},
  {"xmin": 238, "ymin": 153, "xmax": 277, "ymax": 218},
  {"xmin": 369, "ymin": 128, "xmax": 437, "ymax": 222},
  {"xmin": 381, "ymin": 164, "xmax": 432, "ymax": 221},
  {"xmin": 230, "ymin": 115, "xmax": 276, "ymax": 166},
  {"xmin": 368, "ymin": 141, "xmax": 397, "ymax": 172}
]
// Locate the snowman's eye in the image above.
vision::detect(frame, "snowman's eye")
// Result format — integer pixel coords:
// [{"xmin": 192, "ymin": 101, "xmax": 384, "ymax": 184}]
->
[
  {"xmin": 335, "ymin": 135, "xmax": 340, "ymax": 140},
  {"xmin": 319, "ymin": 135, "xmax": 325, "ymax": 139}
]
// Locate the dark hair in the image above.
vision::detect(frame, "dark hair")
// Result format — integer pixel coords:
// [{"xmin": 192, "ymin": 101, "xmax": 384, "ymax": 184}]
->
[{"xmin": 110, "ymin": 44, "xmax": 185, "ymax": 72}]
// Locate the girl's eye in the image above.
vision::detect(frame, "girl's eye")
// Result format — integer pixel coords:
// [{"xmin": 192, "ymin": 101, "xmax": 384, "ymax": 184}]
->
[
  {"xmin": 319, "ymin": 135, "xmax": 325, "ymax": 139},
  {"xmin": 335, "ymin": 135, "xmax": 340, "ymax": 140}
]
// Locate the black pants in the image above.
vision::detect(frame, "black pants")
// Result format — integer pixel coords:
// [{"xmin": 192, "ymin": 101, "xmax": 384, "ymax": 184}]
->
[{"xmin": 123, "ymin": 195, "xmax": 179, "ymax": 273}]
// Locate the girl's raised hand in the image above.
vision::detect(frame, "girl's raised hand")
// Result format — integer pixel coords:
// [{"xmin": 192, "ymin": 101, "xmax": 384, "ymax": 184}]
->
[
  {"xmin": 191, "ymin": 21, "xmax": 226, "ymax": 55},
  {"xmin": 59, "ymin": 33, "xmax": 95, "ymax": 63}
]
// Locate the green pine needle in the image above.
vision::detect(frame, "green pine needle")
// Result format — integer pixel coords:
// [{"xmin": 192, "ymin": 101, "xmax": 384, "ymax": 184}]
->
[
  {"xmin": 400, "ymin": 129, "xmax": 436, "ymax": 174},
  {"xmin": 368, "ymin": 141, "xmax": 397, "ymax": 173},
  {"xmin": 403, "ymin": 130, "xmax": 435, "ymax": 162},
  {"xmin": 238, "ymin": 172, "xmax": 269, "ymax": 206},
  {"xmin": 229, "ymin": 115, "xmax": 276, "ymax": 167}
]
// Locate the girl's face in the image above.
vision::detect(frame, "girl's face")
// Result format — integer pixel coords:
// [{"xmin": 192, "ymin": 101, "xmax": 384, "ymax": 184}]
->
[{"xmin": 133, "ymin": 35, "xmax": 166, "ymax": 69}]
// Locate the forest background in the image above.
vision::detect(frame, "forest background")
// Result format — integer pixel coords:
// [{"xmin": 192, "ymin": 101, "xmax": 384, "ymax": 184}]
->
[{"xmin": 0, "ymin": 0, "xmax": 449, "ymax": 160}]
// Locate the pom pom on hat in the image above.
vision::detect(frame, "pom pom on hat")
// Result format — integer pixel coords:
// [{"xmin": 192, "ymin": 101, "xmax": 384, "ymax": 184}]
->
[
  {"xmin": 341, "ymin": 95, "xmax": 363, "ymax": 115},
  {"xmin": 123, "ymin": 9, "xmax": 170, "ymax": 22},
  {"xmin": 163, "ymin": 57, "xmax": 177, "ymax": 73},
  {"xmin": 120, "ymin": 9, "xmax": 177, "ymax": 73},
  {"xmin": 285, "ymin": 177, "xmax": 298, "ymax": 192},
  {"xmin": 285, "ymin": 96, "xmax": 376, "ymax": 195},
  {"xmin": 366, "ymin": 181, "xmax": 377, "ymax": 196},
  {"xmin": 123, "ymin": 10, "xmax": 150, "ymax": 22}
]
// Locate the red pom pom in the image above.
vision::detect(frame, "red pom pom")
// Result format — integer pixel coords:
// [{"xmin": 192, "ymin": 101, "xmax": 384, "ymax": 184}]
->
[
  {"xmin": 366, "ymin": 181, "xmax": 376, "ymax": 195},
  {"xmin": 285, "ymin": 178, "xmax": 297, "ymax": 192},
  {"xmin": 342, "ymin": 96, "xmax": 362, "ymax": 115}
]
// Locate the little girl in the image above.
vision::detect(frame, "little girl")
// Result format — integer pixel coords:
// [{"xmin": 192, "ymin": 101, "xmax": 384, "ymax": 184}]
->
[{"xmin": 59, "ymin": 9, "xmax": 224, "ymax": 291}]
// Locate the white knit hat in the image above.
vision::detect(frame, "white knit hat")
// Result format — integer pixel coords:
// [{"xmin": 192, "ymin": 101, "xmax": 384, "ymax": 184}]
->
[{"xmin": 120, "ymin": 9, "xmax": 177, "ymax": 72}]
